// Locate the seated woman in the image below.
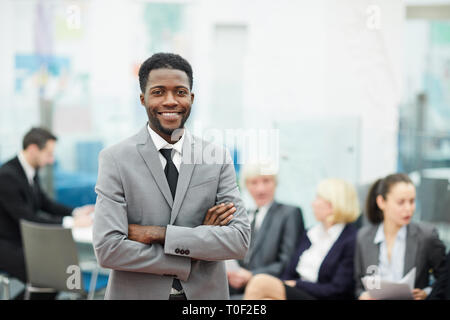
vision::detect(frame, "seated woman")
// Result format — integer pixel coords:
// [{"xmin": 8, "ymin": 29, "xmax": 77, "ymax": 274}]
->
[
  {"xmin": 243, "ymin": 178, "xmax": 360, "ymax": 300},
  {"xmin": 355, "ymin": 173, "xmax": 447, "ymax": 300}
]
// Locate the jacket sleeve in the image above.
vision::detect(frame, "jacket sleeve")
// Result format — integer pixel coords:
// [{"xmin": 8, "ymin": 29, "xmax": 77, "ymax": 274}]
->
[
  {"xmin": 164, "ymin": 149, "xmax": 251, "ymax": 261},
  {"xmin": 426, "ymin": 228, "xmax": 447, "ymax": 299},
  {"xmin": 39, "ymin": 188, "xmax": 73, "ymax": 218},
  {"xmin": 354, "ymin": 231, "xmax": 366, "ymax": 298},
  {"xmin": 0, "ymin": 173, "xmax": 65, "ymax": 225},
  {"xmin": 93, "ymin": 149, "xmax": 192, "ymax": 281},
  {"xmin": 280, "ymin": 238, "xmax": 304, "ymax": 281}
]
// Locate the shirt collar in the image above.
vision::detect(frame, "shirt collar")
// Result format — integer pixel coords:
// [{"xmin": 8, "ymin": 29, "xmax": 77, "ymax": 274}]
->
[
  {"xmin": 308, "ymin": 222, "xmax": 345, "ymax": 244},
  {"xmin": 147, "ymin": 123, "xmax": 185, "ymax": 155},
  {"xmin": 18, "ymin": 151, "xmax": 36, "ymax": 185},
  {"xmin": 374, "ymin": 223, "xmax": 407, "ymax": 244},
  {"xmin": 256, "ymin": 200, "xmax": 273, "ymax": 213}
]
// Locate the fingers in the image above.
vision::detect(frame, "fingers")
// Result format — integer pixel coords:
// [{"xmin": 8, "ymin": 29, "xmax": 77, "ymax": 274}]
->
[
  {"xmin": 204, "ymin": 204, "xmax": 222, "ymax": 223},
  {"xmin": 218, "ymin": 207, "xmax": 236, "ymax": 226},
  {"xmin": 204, "ymin": 203, "xmax": 236, "ymax": 225},
  {"xmin": 212, "ymin": 203, "xmax": 234, "ymax": 225}
]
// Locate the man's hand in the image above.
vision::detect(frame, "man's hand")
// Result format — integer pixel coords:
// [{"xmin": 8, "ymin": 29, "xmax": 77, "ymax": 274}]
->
[
  {"xmin": 73, "ymin": 204, "xmax": 95, "ymax": 217},
  {"xmin": 73, "ymin": 214, "xmax": 93, "ymax": 228},
  {"xmin": 227, "ymin": 268, "xmax": 252, "ymax": 289},
  {"xmin": 203, "ymin": 202, "xmax": 236, "ymax": 226},
  {"xmin": 128, "ymin": 224, "xmax": 166, "ymax": 245}
]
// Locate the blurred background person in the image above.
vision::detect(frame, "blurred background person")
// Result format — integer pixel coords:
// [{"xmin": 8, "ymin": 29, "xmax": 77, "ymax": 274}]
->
[
  {"xmin": 227, "ymin": 163, "xmax": 305, "ymax": 299},
  {"xmin": 0, "ymin": 127, "xmax": 94, "ymax": 299},
  {"xmin": 355, "ymin": 173, "xmax": 447, "ymax": 300},
  {"xmin": 243, "ymin": 178, "xmax": 360, "ymax": 300}
]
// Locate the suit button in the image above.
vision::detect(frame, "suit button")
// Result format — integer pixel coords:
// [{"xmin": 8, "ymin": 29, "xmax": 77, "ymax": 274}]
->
[
  {"xmin": 180, "ymin": 249, "xmax": 185, "ymax": 255},
  {"xmin": 185, "ymin": 250, "xmax": 190, "ymax": 255},
  {"xmin": 175, "ymin": 248, "xmax": 180, "ymax": 254}
]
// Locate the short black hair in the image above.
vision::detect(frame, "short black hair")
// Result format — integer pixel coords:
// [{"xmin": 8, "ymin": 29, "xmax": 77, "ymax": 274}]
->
[
  {"xmin": 138, "ymin": 52, "xmax": 193, "ymax": 93},
  {"xmin": 22, "ymin": 127, "xmax": 57, "ymax": 150}
]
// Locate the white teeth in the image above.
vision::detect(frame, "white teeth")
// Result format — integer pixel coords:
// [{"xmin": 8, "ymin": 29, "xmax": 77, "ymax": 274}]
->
[{"xmin": 160, "ymin": 112, "xmax": 181, "ymax": 118}]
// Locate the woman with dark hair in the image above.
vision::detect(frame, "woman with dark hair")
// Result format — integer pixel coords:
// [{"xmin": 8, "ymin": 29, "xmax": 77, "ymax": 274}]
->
[{"xmin": 355, "ymin": 173, "xmax": 447, "ymax": 300}]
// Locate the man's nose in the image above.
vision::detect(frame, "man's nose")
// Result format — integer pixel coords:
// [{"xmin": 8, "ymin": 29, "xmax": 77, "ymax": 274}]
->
[{"xmin": 162, "ymin": 92, "xmax": 178, "ymax": 106}]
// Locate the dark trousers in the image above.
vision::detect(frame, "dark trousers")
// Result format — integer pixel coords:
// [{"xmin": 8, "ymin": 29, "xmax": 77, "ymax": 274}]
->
[{"xmin": 284, "ymin": 284, "xmax": 317, "ymax": 300}]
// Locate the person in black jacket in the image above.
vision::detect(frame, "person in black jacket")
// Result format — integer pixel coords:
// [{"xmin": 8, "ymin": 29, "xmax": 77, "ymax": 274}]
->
[
  {"xmin": 227, "ymin": 163, "xmax": 304, "ymax": 298},
  {"xmin": 0, "ymin": 127, "xmax": 93, "ymax": 297}
]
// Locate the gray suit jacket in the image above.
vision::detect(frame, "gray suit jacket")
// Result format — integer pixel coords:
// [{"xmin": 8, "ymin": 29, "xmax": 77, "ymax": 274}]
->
[
  {"xmin": 93, "ymin": 126, "xmax": 251, "ymax": 299},
  {"xmin": 354, "ymin": 222, "xmax": 446, "ymax": 298},
  {"xmin": 240, "ymin": 202, "xmax": 304, "ymax": 277}
]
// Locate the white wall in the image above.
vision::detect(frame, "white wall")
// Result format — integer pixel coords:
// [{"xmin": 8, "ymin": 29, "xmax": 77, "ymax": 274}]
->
[{"xmin": 190, "ymin": 0, "xmax": 404, "ymax": 186}]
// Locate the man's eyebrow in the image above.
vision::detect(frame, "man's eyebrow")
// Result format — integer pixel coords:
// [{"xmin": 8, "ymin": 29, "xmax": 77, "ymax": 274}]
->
[{"xmin": 149, "ymin": 85, "xmax": 189, "ymax": 90}]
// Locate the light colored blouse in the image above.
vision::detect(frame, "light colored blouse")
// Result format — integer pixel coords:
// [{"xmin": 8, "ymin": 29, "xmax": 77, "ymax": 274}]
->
[{"xmin": 296, "ymin": 223, "xmax": 345, "ymax": 282}]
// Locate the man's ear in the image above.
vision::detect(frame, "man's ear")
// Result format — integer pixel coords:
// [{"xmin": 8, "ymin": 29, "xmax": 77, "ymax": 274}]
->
[
  {"xmin": 26, "ymin": 144, "xmax": 39, "ymax": 153},
  {"xmin": 140, "ymin": 93, "xmax": 145, "ymax": 106},
  {"xmin": 190, "ymin": 92, "xmax": 195, "ymax": 104}
]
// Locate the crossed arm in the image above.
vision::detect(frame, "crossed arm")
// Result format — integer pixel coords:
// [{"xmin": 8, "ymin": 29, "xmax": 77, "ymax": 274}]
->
[{"xmin": 127, "ymin": 202, "xmax": 236, "ymax": 245}]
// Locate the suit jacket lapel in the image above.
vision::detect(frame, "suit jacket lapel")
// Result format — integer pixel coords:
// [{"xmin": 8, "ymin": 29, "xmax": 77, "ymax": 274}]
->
[
  {"xmin": 170, "ymin": 132, "xmax": 197, "ymax": 224},
  {"xmin": 404, "ymin": 223, "xmax": 418, "ymax": 276},
  {"xmin": 136, "ymin": 126, "xmax": 173, "ymax": 208},
  {"xmin": 12, "ymin": 157, "xmax": 36, "ymax": 203},
  {"xmin": 248, "ymin": 202, "xmax": 278, "ymax": 261},
  {"xmin": 364, "ymin": 225, "xmax": 380, "ymax": 271}
]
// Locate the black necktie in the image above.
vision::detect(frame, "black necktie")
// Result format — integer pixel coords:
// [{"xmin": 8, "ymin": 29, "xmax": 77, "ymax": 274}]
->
[
  {"xmin": 160, "ymin": 149, "xmax": 178, "ymax": 200},
  {"xmin": 159, "ymin": 149, "xmax": 183, "ymax": 292},
  {"xmin": 251, "ymin": 208, "xmax": 260, "ymax": 235},
  {"xmin": 244, "ymin": 208, "xmax": 260, "ymax": 266},
  {"xmin": 31, "ymin": 172, "xmax": 41, "ymax": 208}
]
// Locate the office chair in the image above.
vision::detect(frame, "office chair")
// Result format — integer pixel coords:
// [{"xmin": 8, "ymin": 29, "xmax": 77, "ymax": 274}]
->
[{"xmin": 20, "ymin": 220, "xmax": 105, "ymax": 299}]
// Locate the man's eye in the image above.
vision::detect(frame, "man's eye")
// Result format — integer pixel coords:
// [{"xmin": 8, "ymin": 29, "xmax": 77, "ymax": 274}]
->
[
  {"xmin": 152, "ymin": 90, "xmax": 162, "ymax": 95},
  {"xmin": 177, "ymin": 90, "xmax": 187, "ymax": 95}
]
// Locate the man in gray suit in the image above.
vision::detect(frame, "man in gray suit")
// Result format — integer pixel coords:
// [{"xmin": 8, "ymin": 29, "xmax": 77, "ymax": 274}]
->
[
  {"xmin": 93, "ymin": 53, "xmax": 250, "ymax": 300},
  {"xmin": 227, "ymin": 163, "xmax": 304, "ymax": 297}
]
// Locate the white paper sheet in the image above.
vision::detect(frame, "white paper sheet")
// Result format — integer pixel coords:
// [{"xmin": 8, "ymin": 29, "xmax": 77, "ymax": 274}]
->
[{"xmin": 362, "ymin": 267, "xmax": 416, "ymax": 300}]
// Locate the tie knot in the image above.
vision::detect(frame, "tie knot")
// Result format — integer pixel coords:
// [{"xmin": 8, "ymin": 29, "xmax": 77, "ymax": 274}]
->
[{"xmin": 160, "ymin": 149, "xmax": 174, "ymax": 161}]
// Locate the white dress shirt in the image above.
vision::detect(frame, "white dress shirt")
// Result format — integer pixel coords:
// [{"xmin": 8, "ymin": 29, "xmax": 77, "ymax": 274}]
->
[
  {"xmin": 18, "ymin": 152, "xmax": 36, "ymax": 185},
  {"xmin": 296, "ymin": 223, "xmax": 345, "ymax": 283},
  {"xmin": 147, "ymin": 124, "xmax": 185, "ymax": 171}
]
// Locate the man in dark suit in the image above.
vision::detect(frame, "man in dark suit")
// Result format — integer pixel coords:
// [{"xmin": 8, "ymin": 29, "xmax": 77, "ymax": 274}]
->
[
  {"xmin": 227, "ymin": 163, "xmax": 305, "ymax": 297},
  {"xmin": 0, "ymin": 127, "xmax": 93, "ymax": 298}
]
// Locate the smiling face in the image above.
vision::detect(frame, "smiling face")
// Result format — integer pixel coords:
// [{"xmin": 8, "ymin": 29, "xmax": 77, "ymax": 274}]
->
[
  {"xmin": 140, "ymin": 68, "xmax": 194, "ymax": 143},
  {"xmin": 376, "ymin": 182, "xmax": 416, "ymax": 228}
]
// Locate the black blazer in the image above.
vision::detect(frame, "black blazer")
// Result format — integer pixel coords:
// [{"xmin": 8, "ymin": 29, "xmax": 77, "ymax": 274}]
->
[
  {"xmin": 240, "ymin": 202, "xmax": 305, "ymax": 277},
  {"xmin": 0, "ymin": 156, "xmax": 73, "ymax": 244},
  {"xmin": 281, "ymin": 223, "xmax": 357, "ymax": 300}
]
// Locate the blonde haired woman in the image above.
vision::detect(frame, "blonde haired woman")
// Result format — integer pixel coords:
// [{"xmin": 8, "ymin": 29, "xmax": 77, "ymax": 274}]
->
[{"xmin": 244, "ymin": 178, "xmax": 360, "ymax": 300}]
